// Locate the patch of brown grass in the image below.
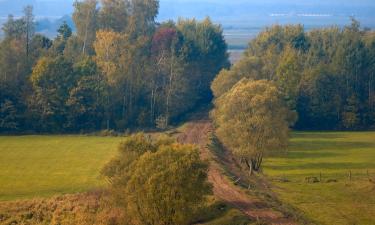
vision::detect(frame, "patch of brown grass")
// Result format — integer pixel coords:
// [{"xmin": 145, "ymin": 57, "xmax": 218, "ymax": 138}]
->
[{"xmin": 0, "ymin": 190, "xmax": 126, "ymax": 225}]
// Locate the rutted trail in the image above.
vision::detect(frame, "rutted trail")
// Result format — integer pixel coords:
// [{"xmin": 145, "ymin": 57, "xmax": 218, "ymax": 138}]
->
[{"xmin": 177, "ymin": 121, "xmax": 298, "ymax": 225}]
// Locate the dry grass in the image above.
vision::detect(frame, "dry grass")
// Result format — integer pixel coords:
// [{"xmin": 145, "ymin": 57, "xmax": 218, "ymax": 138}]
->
[{"xmin": 0, "ymin": 190, "xmax": 126, "ymax": 225}]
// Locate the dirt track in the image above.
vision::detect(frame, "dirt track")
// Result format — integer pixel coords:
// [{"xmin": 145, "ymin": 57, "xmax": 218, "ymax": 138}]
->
[{"xmin": 178, "ymin": 121, "xmax": 298, "ymax": 225}]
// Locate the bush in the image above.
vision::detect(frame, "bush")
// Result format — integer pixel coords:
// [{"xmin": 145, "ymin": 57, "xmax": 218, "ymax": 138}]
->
[{"xmin": 102, "ymin": 134, "xmax": 212, "ymax": 225}]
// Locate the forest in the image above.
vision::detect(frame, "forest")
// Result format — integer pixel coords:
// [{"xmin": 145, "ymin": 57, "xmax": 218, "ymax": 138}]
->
[
  {"xmin": 1, "ymin": 1, "xmax": 375, "ymax": 225},
  {"xmin": 212, "ymin": 21, "xmax": 375, "ymax": 130},
  {"xmin": 0, "ymin": 0, "xmax": 229, "ymax": 133},
  {"xmin": 1, "ymin": 0, "xmax": 375, "ymax": 133}
]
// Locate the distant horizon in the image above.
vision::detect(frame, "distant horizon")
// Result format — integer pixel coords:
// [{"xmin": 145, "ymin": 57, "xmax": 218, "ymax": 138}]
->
[{"xmin": 1, "ymin": 0, "xmax": 375, "ymax": 45}]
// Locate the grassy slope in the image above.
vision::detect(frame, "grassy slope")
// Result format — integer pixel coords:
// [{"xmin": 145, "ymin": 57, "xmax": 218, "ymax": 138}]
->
[
  {"xmin": 0, "ymin": 136, "xmax": 122, "ymax": 201},
  {"xmin": 263, "ymin": 132, "xmax": 375, "ymax": 225}
]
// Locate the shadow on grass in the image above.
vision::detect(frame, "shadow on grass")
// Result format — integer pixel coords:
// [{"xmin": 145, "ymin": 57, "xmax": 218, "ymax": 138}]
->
[
  {"xmin": 271, "ymin": 150, "xmax": 341, "ymax": 159},
  {"xmin": 268, "ymin": 140, "xmax": 375, "ymax": 160},
  {"xmin": 292, "ymin": 132, "xmax": 346, "ymax": 139},
  {"xmin": 266, "ymin": 162, "xmax": 374, "ymax": 171},
  {"xmin": 291, "ymin": 141, "xmax": 375, "ymax": 151}
]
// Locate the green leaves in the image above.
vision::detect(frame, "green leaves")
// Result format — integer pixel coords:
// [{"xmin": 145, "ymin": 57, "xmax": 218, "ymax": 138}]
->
[
  {"xmin": 212, "ymin": 23, "xmax": 375, "ymax": 130},
  {"xmin": 102, "ymin": 134, "xmax": 211, "ymax": 225},
  {"xmin": 212, "ymin": 79, "xmax": 295, "ymax": 172}
]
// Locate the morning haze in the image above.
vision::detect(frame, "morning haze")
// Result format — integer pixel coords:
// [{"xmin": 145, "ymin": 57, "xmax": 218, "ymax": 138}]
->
[{"xmin": 0, "ymin": 1, "xmax": 375, "ymax": 225}]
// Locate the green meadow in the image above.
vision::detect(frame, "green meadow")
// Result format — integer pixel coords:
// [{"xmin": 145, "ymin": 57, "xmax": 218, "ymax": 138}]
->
[
  {"xmin": 0, "ymin": 136, "xmax": 122, "ymax": 201},
  {"xmin": 1, "ymin": 132, "xmax": 375, "ymax": 225},
  {"xmin": 264, "ymin": 132, "xmax": 375, "ymax": 225}
]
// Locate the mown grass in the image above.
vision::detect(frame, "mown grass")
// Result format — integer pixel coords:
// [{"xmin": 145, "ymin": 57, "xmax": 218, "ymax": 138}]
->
[
  {"xmin": 0, "ymin": 135, "xmax": 122, "ymax": 201},
  {"xmin": 263, "ymin": 132, "xmax": 375, "ymax": 225}
]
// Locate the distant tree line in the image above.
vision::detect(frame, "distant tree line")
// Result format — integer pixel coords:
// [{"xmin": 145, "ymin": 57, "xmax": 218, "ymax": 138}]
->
[
  {"xmin": 0, "ymin": 0, "xmax": 229, "ymax": 133},
  {"xmin": 212, "ymin": 20, "xmax": 375, "ymax": 130}
]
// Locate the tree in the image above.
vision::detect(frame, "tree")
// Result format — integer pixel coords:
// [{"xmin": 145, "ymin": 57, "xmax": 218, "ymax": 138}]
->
[
  {"xmin": 275, "ymin": 45, "xmax": 303, "ymax": 107},
  {"xmin": 211, "ymin": 56, "xmax": 264, "ymax": 98},
  {"xmin": 51, "ymin": 22, "xmax": 73, "ymax": 55},
  {"xmin": 3, "ymin": 6, "xmax": 36, "ymax": 59},
  {"xmin": 98, "ymin": 0, "xmax": 129, "ymax": 32},
  {"xmin": 102, "ymin": 133, "xmax": 163, "ymax": 179},
  {"xmin": 150, "ymin": 26, "xmax": 187, "ymax": 127},
  {"xmin": 29, "ymin": 56, "xmax": 75, "ymax": 131},
  {"xmin": 57, "ymin": 21, "xmax": 73, "ymax": 40},
  {"xmin": 23, "ymin": 5, "xmax": 35, "ymax": 59},
  {"xmin": 177, "ymin": 18, "xmax": 230, "ymax": 103},
  {"xmin": 102, "ymin": 134, "xmax": 211, "ymax": 225},
  {"xmin": 66, "ymin": 76, "xmax": 107, "ymax": 131},
  {"xmin": 73, "ymin": 0, "xmax": 98, "ymax": 55},
  {"xmin": 212, "ymin": 79, "xmax": 296, "ymax": 175},
  {"xmin": 0, "ymin": 100, "xmax": 19, "ymax": 132},
  {"xmin": 2, "ymin": 15, "xmax": 25, "ymax": 40},
  {"xmin": 66, "ymin": 57, "xmax": 107, "ymax": 131},
  {"xmin": 342, "ymin": 94, "xmax": 360, "ymax": 129},
  {"xmin": 127, "ymin": 0, "xmax": 159, "ymax": 38},
  {"xmin": 296, "ymin": 66, "xmax": 343, "ymax": 130},
  {"xmin": 94, "ymin": 30, "xmax": 123, "ymax": 85},
  {"xmin": 62, "ymin": 35, "xmax": 84, "ymax": 61}
]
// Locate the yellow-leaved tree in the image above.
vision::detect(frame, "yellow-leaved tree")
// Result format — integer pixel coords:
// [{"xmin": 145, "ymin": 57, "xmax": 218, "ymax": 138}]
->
[
  {"xmin": 94, "ymin": 30, "xmax": 124, "ymax": 85},
  {"xmin": 212, "ymin": 79, "xmax": 296, "ymax": 175},
  {"xmin": 102, "ymin": 134, "xmax": 212, "ymax": 225}
]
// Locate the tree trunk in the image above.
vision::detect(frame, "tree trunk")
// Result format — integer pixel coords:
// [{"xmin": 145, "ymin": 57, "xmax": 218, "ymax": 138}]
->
[
  {"xmin": 165, "ymin": 54, "xmax": 174, "ymax": 127},
  {"xmin": 82, "ymin": 7, "xmax": 91, "ymax": 55},
  {"xmin": 244, "ymin": 159, "xmax": 253, "ymax": 176}
]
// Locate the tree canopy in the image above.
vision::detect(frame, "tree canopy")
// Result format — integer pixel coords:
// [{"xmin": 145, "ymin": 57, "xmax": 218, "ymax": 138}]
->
[
  {"xmin": 212, "ymin": 21, "xmax": 375, "ymax": 130},
  {"xmin": 102, "ymin": 134, "xmax": 212, "ymax": 225},
  {"xmin": 0, "ymin": 2, "xmax": 229, "ymax": 133},
  {"xmin": 212, "ymin": 79, "xmax": 296, "ymax": 174}
]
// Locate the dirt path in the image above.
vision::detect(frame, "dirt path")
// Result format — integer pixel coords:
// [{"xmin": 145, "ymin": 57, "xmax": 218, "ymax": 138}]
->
[{"xmin": 177, "ymin": 120, "xmax": 298, "ymax": 225}]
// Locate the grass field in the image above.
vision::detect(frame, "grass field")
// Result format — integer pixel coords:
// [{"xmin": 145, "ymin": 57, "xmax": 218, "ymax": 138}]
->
[
  {"xmin": 1, "ymin": 132, "xmax": 375, "ymax": 224},
  {"xmin": 263, "ymin": 132, "xmax": 375, "ymax": 225},
  {"xmin": 0, "ymin": 135, "xmax": 122, "ymax": 201},
  {"xmin": 0, "ymin": 134, "xmax": 251, "ymax": 225}
]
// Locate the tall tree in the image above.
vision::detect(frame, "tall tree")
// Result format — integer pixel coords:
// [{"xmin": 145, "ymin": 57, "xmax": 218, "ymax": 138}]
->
[
  {"xmin": 73, "ymin": 0, "xmax": 98, "ymax": 55},
  {"xmin": 276, "ymin": 45, "xmax": 303, "ymax": 107},
  {"xmin": 127, "ymin": 0, "xmax": 159, "ymax": 38},
  {"xmin": 29, "ymin": 56, "xmax": 75, "ymax": 131},
  {"xmin": 98, "ymin": 0, "xmax": 129, "ymax": 32},
  {"xmin": 23, "ymin": 5, "xmax": 35, "ymax": 59},
  {"xmin": 2, "ymin": 15, "xmax": 26, "ymax": 41},
  {"xmin": 178, "ymin": 18, "xmax": 230, "ymax": 103}
]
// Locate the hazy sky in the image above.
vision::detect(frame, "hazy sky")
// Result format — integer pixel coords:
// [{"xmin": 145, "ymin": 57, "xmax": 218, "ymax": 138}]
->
[{"xmin": 1, "ymin": 0, "xmax": 375, "ymax": 29}]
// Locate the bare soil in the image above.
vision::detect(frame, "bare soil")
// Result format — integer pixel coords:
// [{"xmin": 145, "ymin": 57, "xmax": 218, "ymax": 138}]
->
[{"xmin": 177, "ymin": 120, "xmax": 298, "ymax": 225}]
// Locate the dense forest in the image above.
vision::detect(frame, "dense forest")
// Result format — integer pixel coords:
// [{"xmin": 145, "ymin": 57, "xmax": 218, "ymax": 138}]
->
[
  {"xmin": 0, "ymin": 0, "xmax": 229, "ymax": 133},
  {"xmin": 0, "ymin": 0, "xmax": 375, "ymax": 133},
  {"xmin": 212, "ymin": 21, "xmax": 375, "ymax": 130}
]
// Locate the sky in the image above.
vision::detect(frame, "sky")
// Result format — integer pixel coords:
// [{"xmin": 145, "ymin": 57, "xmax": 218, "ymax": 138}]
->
[{"xmin": 1, "ymin": 0, "xmax": 375, "ymax": 37}]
